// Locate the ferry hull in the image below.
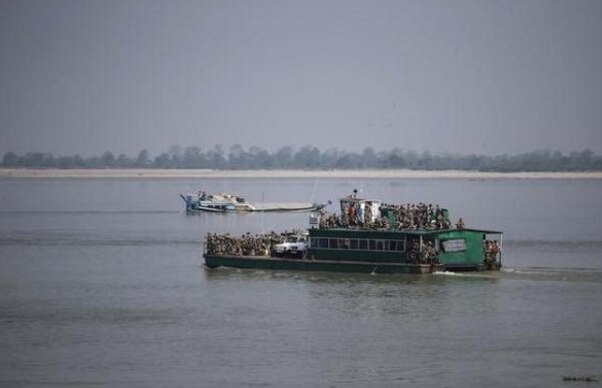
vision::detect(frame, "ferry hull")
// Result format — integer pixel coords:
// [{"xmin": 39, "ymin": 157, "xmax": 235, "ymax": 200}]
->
[{"xmin": 204, "ymin": 255, "xmax": 440, "ymax": 274}]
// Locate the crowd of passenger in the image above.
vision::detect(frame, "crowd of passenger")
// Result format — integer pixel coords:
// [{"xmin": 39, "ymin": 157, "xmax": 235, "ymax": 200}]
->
[
  {"xmin": 380, "ymin": 202, "xmax": 455, "ymax": 230},
  {"xmin": 483, "ymin": 239, "xmax": 501, "ymax": 268},
  {"xmin": 205, "ymin": 230, "xmax": 304, "ymax": 257},
  {"xmin": 319, "ymin": 210, "xmax": 390, "ymax": 230},
  {"xmin": 405, "ymin": 238, "xmax": 439, "ymax": 264},
  {"xmin": 318, "ymin": 201, "xmax": 463, "ymax": 231}
]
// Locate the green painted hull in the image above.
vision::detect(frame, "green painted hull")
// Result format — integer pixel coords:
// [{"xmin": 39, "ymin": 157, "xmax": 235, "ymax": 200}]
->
[{"xmin": 204, "ymin": 255, "xmax": 440, "ymax": 274}]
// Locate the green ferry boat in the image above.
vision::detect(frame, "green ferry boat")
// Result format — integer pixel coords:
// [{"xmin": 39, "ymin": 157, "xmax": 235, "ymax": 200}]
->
[{"xmin": 203, "ymin": 195, "xmax": 503, "ymax": 274}]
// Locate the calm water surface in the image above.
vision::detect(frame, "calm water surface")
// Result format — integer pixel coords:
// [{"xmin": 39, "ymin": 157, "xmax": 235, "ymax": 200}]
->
[{"xmin": 0, "ymin": 178, "xmax": 601, "ymax": 387}]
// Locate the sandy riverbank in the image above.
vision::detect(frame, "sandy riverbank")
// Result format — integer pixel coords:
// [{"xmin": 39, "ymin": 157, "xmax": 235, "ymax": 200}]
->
[{"xmin": 1, "ymin": 168, "xmax": 601, "ymax": 179}]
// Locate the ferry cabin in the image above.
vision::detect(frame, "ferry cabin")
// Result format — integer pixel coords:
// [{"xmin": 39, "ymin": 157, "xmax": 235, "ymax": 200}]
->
[{"xmin": 307, "ymin": 227, "xmax": 503, "ymax": 272}]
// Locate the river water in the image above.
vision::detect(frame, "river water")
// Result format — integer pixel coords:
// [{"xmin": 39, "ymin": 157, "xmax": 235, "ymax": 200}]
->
[{"xmin": 0, "ymin": 177, "xmax": 600, "ymax": 387}]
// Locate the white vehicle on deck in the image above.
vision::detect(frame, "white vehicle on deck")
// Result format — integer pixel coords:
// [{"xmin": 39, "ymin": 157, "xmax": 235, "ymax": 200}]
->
[{"xmin": 271, "ymin": 233, "xmax": 308, "ymax": 258}]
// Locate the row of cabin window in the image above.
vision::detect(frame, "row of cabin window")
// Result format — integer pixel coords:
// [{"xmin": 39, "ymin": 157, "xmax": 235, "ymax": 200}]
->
[{"xmin": 310, "ymin": 237, "xmax": 406, "ymax": 252}]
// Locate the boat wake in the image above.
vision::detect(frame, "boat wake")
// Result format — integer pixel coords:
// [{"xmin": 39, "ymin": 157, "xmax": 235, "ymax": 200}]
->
[
  {"xmin": 501, "ymin": 266, "xmax": 602, "ymax": 283},
  {"xmin": 433, "ymin": 271, "xmax": 498, "ymax": 279}
]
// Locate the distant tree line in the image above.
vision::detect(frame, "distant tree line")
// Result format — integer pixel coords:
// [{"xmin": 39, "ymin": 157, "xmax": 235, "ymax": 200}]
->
[{"xmin": 2, "ymin": 145, "xmax": 602, "ymax": 172}]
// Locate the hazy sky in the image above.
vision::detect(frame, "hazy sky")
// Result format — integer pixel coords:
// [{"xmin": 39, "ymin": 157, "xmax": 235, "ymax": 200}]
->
[{"xmin": 1, "ymin": 0, "xmax": 601, "ymax": 157}]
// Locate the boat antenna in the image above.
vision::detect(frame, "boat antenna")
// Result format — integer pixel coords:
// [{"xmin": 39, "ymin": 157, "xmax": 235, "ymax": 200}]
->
[{"xmin": 357, "ymin": 182, "xmax": 365, "ymax": 196}]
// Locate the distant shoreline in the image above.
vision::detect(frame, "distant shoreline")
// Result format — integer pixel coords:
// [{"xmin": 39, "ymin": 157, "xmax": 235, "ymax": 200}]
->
[{"xmin": 1, "ymin": 168, "xmax": 601, "ymax": 179}]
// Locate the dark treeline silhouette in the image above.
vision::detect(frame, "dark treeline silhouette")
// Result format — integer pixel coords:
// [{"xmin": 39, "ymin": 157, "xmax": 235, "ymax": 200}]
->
[{"xmin": 2, "ymin": 145, "xmax": 602, "ymax": 172}]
